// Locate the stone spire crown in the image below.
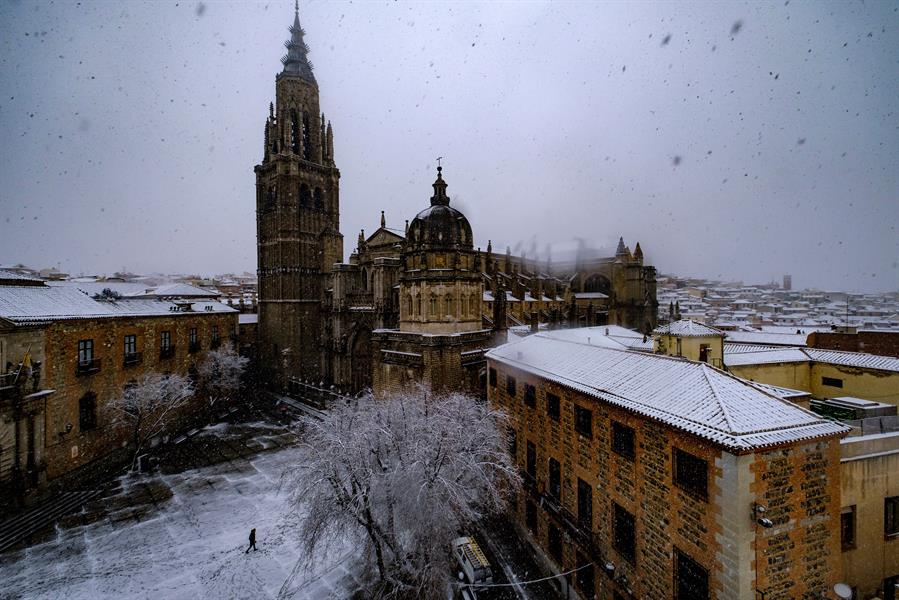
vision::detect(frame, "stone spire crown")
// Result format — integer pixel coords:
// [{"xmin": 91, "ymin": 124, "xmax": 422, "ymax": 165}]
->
[{"xmin": 281, "ymin": 1, "xmax": 316, "ymax": 82}]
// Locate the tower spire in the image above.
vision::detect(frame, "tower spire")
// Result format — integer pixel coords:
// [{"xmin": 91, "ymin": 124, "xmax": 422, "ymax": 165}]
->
[
  {"xmin": 281, "ymin": 3, "xmax": 316, "ymax": 82},
  {"xmin": 430, "ymin": 166, "xmax": 449, "ymax": 206}
]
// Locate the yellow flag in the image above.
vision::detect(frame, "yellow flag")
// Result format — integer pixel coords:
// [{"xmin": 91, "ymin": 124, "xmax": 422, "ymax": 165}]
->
[{"xmin": 22, "ymin": 351, "xmax": 32, "ymax": 370}]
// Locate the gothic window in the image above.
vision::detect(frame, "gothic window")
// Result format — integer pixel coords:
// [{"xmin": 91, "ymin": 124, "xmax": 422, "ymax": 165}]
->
[
  {"xmin": 415, "ymin": 295, "xmax": 421, "ymax": 316},
  {"xmin": 445, "ymin": 295, "xmax": 454, "ymax": 315},
  {"xmin": 406, "ymin": 294, "xmax": 413, "ymax": 316},
  {"xmin": 299, "ymin": 184, "xmax": 311, "ymax": 207},
  {"xmin": 429, "ymin": 296, "xmax": 437, "ymax": 316},
  {"xmin": 302, "ymin": 111, "xmax": 312, "ymax": 160},
  {"xmin": 314, "ymin": 187, "xmax": 325, "ymax": 211}
]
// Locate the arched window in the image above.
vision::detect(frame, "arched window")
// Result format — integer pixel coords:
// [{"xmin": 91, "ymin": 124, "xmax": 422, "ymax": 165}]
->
[
  {"xmin": 406, "ymin": 294, "xmax": 413, "ymax": 316},
  {"xmin": 314, "ymin": 188, "xmax": 325, "ymax": 211},
  {"xmin": 415, "ymin": 295, "xmax": 421, "ymax": 316},
  {"xmin": 446, "ymin": 295, "xmax": 454, "ymax": 316},
  {"xmin": 299, "ymin": 184, "xmax": 311, "ymax": 207},
  {"xmin": 429, "ymin": 296, "xmax": 437, "ymax": 316}
]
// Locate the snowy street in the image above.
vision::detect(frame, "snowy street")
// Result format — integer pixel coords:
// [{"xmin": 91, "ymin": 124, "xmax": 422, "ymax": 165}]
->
[{"xmin": 0, "ymin": 422, "xmax": 368, "ymax": 600}]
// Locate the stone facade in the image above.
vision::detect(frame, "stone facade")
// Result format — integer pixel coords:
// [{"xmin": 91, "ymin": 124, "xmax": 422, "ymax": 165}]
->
[{"xmin": 488, "ymin": 359, "xmax": 844, "ymax": 599}]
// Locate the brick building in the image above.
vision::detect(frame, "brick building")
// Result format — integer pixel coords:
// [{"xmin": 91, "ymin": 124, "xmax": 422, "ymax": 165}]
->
[
  {"xmin": 487, "ymin": 331, "xmax": 848, "ymax": 599},
  {"xmin": 0, "ymin": 272, "xmax": 237, "ymax": 505}
]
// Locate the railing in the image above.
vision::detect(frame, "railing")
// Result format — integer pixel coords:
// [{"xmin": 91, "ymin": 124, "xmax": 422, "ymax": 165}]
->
[
  {"xmin": 188, "ymin": 341, "xmax": 201, "ymax": 354},
  {"xmin": 123, "ymin": 352, "xmax": 142, "ymax": 367},
  {"xmin": 76, "ymin": 358, "xmax": 101, "ymax": 375},
  {"xmin": 159, "ymin": 345, "xmax": 176, "ymax": 359}
]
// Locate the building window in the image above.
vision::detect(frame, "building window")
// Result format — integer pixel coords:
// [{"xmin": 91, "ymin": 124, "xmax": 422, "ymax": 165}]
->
[
  {"xmin": 160, "ymin": 331, "xmax": 171, "ymax": 350},
  {"xmin": 525, "ymin": 500, "xmax": 538, "ymax": 532},
  {"xmin": 575, "ymin": 552, "xmax": 594, "ymax": 599},
  {"xmin": 548, "ymin": 457, "xmax": 561, "ymax": 501},
  {"xmin": 546, "ymin": 393, "xmax": 560, "ymax": 421},
  {"xmin": 841, "ymin": 506, "xmax": 856, "ymax": 550},
  {"xmin": 612, "ymin": 421, "xmax": 636, "ymax": 461},
  {"xmin": 524, "ymin": 384, "xmax": 536, "ymax": 408},
  {"xmin": 489, "ymin": 367, "xmax": 497, "ymax": 387},
  {"xmin": 189, "ymin": 327, "xmax": 200, "ymax": 353},
  {"xmin": 822, "ymin": 376, "xmax": 843, "ymax": 388},
  {"xmin": 613, "ymin": 503, "xmax": 636, "ymax": 564},
  {"xmin": 577, "ymin": 477, "xmax": 592, "ymax": 530},
  {"xmin": 406, "ymin": 295, "xmax": 413, "ymax": 316},
  {"xmin": 574, "ymin": 405, "xmax": 592, "ymax": 438},
  {"xmin": 123, "ymin": 334, "xmax": 139, "ymax": 365},
  {"xmin": 886, "ymin": 496, "xmax": 899, "ymax": 537},
  {"xmin": 77, "ymin": 339, "xmax": 94, "ymax": 364},
  {"xmin": 548, "ymin": 523, "xmax": 563, "ymax": 564},
  {"xmin": 445, "ymin": 295, "xmax": 454, "ymax": 315},
  {"xmin": 507, "ymin": 375, "xmax": 517, "ymax": 398},
  {"xmin": 429, "ymin": 296, "xmax": 437, "ymax": 316},
  {"xmin": 526, "ymin": 441, "xmax": 536, "ymax": 481},
  {"xmin": 79, "ymin": 393, "xmax": 97, "ymax": 432},
  {"xmin": 674, "ymin": 548, "xmax": 709, "ymax": 600},
  {"xmin": 674, "ymin": 448, "xmax": 708, "ymax": 501},
  {"xmin": 211, "ymin": 325, "xmax": 221, "ymax": 348},
  {"xmin": 470, "ymin": 293, "xmax": 478, "ymax": 315},
  {"xmin": 507, "ymin": 427, "xmax": 517, "ymax": 459}
]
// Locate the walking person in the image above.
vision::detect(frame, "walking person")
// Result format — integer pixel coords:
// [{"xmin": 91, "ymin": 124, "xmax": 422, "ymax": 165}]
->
[{"xmin": 245, "ymin": 528, "xmax": 257, "ymax": 553}]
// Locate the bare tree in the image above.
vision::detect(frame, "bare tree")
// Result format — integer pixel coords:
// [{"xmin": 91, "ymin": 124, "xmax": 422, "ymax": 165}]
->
[
  {"xmin": 111, "ymin": 372, "xmax": 194, "ymax": 470},
  {"xmin": 287, "ymin": 388, "xmax": 520, "ymax": 599},
  {"xmin": 197, "ymin": 342, "xmax": 248, "ymax": 418}
]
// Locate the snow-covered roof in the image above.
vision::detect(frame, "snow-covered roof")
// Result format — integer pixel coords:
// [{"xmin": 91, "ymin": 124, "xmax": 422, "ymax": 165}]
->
[
  {"xmin": 0, "ymin": 269, "xmax": 43, "ymax": 283},
  {"xmin": 541, "ymin": 326, "xmax": 654, "ymax": 352},
  {"xmin": 487, "ymin": 333, "xmax": 847, "ymax": 452},
  {"xmin": 742, "ymin": 380, "xmax": 811, "ymax": 400},
  {"xmin": 573, "ymin": 292, "xmax": 609, "ymax": 300},
  {"xmin": 724, "ymin": 330, "xmax": 809, "ymax": 347},
  {"xmin": 654, "ymin": 319, "xmax": 724, "ymax": 338},
  {"xmin": 725, "ymin": 346, "xmax": 899, "ymax": 373},
  {"xmin": 0, "ymin": 284, "xmax": 236, "ymax": 325}
]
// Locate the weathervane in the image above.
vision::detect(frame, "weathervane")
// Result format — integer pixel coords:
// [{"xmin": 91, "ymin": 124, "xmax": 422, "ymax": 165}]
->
[{"xmin": 436, "ymin": 156, "xmax": 443, "ymax": 169}]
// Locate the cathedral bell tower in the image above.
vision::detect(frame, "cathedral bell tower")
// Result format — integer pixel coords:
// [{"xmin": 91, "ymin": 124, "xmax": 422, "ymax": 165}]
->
[{"xmin": 256, "ymin": 2, "xmax": 343, "ymax": 386}]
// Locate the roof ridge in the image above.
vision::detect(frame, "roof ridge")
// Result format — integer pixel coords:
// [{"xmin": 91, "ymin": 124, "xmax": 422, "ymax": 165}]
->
[{"xmin": 701, "ymin": 364, "xmax": 736, "ymax": 433}]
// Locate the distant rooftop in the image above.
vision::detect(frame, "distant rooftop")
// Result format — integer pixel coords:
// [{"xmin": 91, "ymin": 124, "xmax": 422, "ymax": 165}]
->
[{"xmin": 654, "ymin": 319, "xmax": 725, "ymax": 338}]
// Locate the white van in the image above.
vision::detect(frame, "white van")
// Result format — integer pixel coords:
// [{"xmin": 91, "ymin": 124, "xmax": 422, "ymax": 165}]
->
[{"xmin": 452, "ymin": 536, "xmax": 493, "ymax": 586}]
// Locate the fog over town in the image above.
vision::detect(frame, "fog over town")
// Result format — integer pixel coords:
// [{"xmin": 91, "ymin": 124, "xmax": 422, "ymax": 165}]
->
[{"xmin": 1, "ymin": 1, "xmax": 897, "ymax": 292}]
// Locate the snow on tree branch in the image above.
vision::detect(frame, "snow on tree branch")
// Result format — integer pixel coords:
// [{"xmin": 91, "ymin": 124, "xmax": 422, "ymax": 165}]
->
[
  {"xmin": 197, "ymin": 342, "xmax": 248, "ymax": 411},
  {"xmin": 110, "ymin": 372, "xmax": 194, "ymax": 469},
  {"xmin": 286, "ymin": 388, "xmax": 521, "ymax": 598}
]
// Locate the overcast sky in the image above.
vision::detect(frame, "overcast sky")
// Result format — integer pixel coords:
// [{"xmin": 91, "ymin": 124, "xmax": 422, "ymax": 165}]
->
[{"xmin": 1, "ymin": 1, "xmax": 897, "ymax": 292}]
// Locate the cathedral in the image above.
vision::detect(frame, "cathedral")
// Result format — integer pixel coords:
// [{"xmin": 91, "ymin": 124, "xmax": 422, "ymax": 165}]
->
[{"xmin": 256, "ymin": 7, "xmax": 658, "ymax": 395}]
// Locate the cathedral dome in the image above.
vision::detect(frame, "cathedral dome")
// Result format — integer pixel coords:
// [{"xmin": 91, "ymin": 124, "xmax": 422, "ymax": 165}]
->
[{"xmin": 405, "ymin": 168, "xmax": 473, "ymax": 251}]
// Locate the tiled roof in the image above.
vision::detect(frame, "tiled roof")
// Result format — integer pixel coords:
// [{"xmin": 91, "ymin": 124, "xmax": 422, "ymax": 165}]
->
[
  {"xmin": 487, "ymin": 334, "xmax": 847, "ymax": 452},
  {"xmin": 0, "ymin": 285, "xmax": 236, "ymax": 325},
  {"xmin": 725, "ymin": 346, "xmax": 899, "ymax": 373},
  {"xmin": 654, "ymin": 319, "xmax": 725, "ymax": 337}
]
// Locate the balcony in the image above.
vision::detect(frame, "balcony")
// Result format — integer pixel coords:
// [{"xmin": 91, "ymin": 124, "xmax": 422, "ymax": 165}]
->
[
  {"xmin": 123, "ymin": 352, "xmax": 142, "ymax": 367},
  {"xmin": 188, "ymin": 341, "xmax": 201, "ymax": 354},
  {"xmin": 76, "ymin": 358, "xmax": 101, "ymax": 376},
  {"xmin": 159, "ymin": 345, "xmax": 176, "ymax": 360}
]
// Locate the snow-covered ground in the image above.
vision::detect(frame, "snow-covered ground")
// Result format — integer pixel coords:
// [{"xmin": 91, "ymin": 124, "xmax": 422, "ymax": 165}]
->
[{"xmin": 0, "ymin": 432, "xmax": 367, "ymax": 599}]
